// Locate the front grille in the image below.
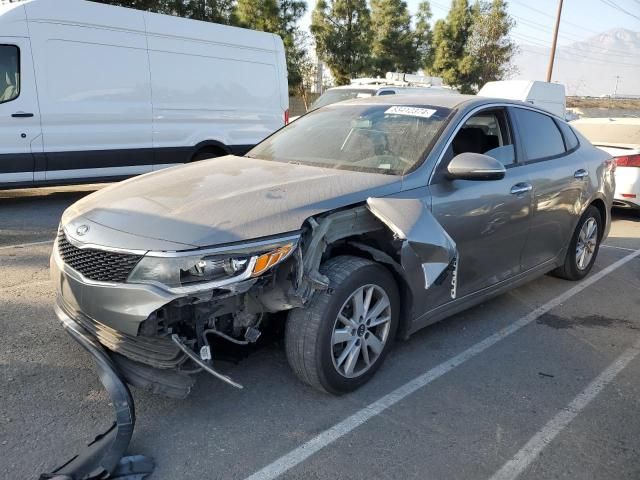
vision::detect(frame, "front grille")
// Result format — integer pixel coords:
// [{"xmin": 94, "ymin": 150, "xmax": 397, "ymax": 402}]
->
[{"xmin": 57, "ymin": 230, "xmax": 142, "ymax": 283}]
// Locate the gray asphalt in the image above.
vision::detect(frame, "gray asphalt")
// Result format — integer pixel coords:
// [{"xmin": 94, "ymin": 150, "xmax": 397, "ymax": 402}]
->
[{"xmin": 1, "ymin": 185, "xmax": 639, "ymax": 480}]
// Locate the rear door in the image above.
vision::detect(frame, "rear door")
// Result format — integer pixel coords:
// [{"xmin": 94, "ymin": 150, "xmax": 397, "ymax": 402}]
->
[
  {"xmin": 0, "ymin": 39, "xmax": 42, "ymax": 185},
  {"xmin": 430, "ymin": 107, "xmax": 533, "ymax": 298},
  {"xmin": 510, "ymin": 107, "xmax": 587, "ymax": 271}
]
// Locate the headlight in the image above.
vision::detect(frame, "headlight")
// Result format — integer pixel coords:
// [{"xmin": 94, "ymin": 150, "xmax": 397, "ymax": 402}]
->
[{"xmin": 127, "ymin": 238, "xmax": 297, "ymax": 293}]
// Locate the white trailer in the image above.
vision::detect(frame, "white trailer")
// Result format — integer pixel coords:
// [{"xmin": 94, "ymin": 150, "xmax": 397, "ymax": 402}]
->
[
  {"xmin": 478, "ymin": 80, "xmax": 566, "ymax": 119},
  {"xmin": 0, "ymin": 0, "xmax": 289, "ymax": 187}
]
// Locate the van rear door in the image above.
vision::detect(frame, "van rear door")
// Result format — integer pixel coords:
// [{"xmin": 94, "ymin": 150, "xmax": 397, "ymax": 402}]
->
[{"xmin": 0, "ymin": 38, "xmax": 42, "ymax": 186}]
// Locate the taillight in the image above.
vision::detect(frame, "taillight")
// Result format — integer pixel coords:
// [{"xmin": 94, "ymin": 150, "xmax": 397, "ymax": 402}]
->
[
  {"xmin": 615, "ymin": 154, "xmax": 640, "ymax": 167},
  {"xmin": 284, "ymin": 109, "xmax": 289, "ymax": 125}
]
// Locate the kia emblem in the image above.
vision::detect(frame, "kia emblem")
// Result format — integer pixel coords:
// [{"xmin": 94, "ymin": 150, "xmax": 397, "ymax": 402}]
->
[{"xmin": 76, "ymin": 225, "xmax": 90, "ymax": 236}]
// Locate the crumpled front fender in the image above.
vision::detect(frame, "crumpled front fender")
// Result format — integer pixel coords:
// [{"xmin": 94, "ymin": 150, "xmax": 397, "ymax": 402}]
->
[{"xmin": 367, "ymin": 197, "xmax": 459, "ymax": 316}]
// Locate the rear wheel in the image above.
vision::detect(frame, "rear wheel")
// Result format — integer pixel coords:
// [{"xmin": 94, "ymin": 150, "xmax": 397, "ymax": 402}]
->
[
  {"xmin": 552, "ymin": 205, "xmax": 602, "ymax": 281},
  {"xmin": 191, "ymin": 147, "xmax": 226, "ymax": 162},
  {"xmin": 285, "ymin": 256, "xmax": 399, "ymax": 394}
]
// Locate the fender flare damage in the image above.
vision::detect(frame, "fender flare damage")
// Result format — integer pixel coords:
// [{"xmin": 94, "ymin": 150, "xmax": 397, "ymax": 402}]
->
[
  {"xmin": 365, "ymin": 197, "xmax": 458, "ymax": 296},
  {"xmin": 296, "ymin": 197, "xmax": 459, "ymax": 306}
]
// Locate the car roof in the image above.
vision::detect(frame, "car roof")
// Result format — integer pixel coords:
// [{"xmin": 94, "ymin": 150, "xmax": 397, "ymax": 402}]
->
[{"xmin": 332, "ymin": 93, "xmax": 562, "ymax": 116}]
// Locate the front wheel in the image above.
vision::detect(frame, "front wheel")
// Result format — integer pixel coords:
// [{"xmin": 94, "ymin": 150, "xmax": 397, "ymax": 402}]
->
[
  {"xmin": 285, "ymin": 256, "xmax": 400, "ymax": 394},
  {"xmin": 552, "ymin": 205, "xmax": 602, "ymax": 281}
]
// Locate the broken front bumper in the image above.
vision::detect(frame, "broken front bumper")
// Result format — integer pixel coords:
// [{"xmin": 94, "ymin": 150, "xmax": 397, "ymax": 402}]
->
[
  {"xmin": 41, "ymin": 304, "xmax": 153, "ymax": 480},
  {"xmin": 50, "ymin": 240, "xmax": 179, "ymax": 337}
]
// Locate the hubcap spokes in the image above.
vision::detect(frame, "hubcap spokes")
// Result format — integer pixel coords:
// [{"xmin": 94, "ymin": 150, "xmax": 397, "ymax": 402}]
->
[
  {"xmin": 331, "ymin": 285, "xmax": 391, "ymax": 378},
  {"xmin": 576, "ymin": 218, "xmax": 598, "ymax": 270}
]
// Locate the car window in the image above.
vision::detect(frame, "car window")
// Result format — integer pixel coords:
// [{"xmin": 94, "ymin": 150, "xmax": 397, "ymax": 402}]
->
[
  {"xmin": 451, "ymin": 109, "xmax": 515, "ymax": 166},
  {"xmin": 247, "ymin": 103, "xmax": 451, "ymax": 175},
  {"xmin": 377, "ymin": 90, "xmax": 396, "ymax": 96},
  {"xmin": 555, "ymin": 120, "xmax": 579, "ymax": 151},
  {"xmin": 0, "ymin": 45, "xmax": 20, "ymax": 104},
  {"xmin": 512, "ymin": 108, "xmax": 565, "ymax": 161}
]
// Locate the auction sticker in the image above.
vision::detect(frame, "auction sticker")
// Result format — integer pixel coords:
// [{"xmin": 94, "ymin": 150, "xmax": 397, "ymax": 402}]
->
[{"xmin": 385, "ymin": 106, "xmax": 437, "ymax": 118}]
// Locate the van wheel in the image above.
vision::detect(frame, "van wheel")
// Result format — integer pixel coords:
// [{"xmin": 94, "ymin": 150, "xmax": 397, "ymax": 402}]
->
[
  {"xmin": 552, "ymin": 205, "xmax": 602, "ymax": 281},
  {"xmin": 191, "ymin": 147, "xmax": 226, "ymax": 162},
  {"xmin": 285, "ymin": 256, "xmax": 399, "ymax": 395}
]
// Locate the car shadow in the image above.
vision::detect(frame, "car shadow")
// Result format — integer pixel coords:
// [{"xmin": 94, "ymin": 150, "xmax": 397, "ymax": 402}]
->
[
  {"xmin": 612, "ymin": 208, "xmax": 640, "ymax": 223},
  {"xmin": 0, "ymin": 184, "xmax": 104, "ymax": 205}
]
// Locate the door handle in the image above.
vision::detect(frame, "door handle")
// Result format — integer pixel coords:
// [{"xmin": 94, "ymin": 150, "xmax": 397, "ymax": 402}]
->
[
  {"xmin": 510, "ymin": 183, "xmax": 533, "ymax": 195},
  {"xmin": 12, "ymin": 112, "xmax": 34, "ymax": 118},
  {"xmin": 574, "ymin": 169, "xmax": 589, "ymax": 179}
]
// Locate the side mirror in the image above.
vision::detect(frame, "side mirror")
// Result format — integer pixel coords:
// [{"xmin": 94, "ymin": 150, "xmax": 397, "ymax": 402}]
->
[{"xmin": 447, "ymin": 152, "xmax": 506, "ymax": 181}]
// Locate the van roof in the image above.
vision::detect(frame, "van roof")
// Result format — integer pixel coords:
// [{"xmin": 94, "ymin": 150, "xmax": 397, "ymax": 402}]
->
[{"xmin": 3, "ymin": 0, "xmax": 281, "ymax": 52}]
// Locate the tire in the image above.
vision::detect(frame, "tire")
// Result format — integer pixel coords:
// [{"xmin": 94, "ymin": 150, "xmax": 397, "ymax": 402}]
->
[
  {"xmin": 285, "ymin": 255, "xmax": 400, "ymax": 394},
  {"xmin": 552, "ymin": 205, "xmax": 602, "ymax": 281},
  {"xmin": 191, "ymin": 147, "xmax": 226, "ymax": 162}
]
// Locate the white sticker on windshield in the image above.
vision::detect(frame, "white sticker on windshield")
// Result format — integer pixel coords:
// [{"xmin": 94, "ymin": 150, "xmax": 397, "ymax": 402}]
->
[{"xmin": 385, "ymin": 106, "xmax": 437, "ymax": 118}]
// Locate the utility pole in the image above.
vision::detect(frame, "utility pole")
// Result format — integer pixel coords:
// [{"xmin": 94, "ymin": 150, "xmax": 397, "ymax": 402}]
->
[
  {"xmin": 613, "ymin": 75, "xmax": 621, "ymax": 98},
  {"xmin": 546, "ymin": 0, "xmax": 564, "ymax": 82}
]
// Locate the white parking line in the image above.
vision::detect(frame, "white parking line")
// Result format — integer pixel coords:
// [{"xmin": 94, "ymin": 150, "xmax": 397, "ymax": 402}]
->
[
  {"xmin": 0, "ymin": 240, "xmax": 53, "ymax": 251},
  {"xmin": 243, "ymin": 248, "xmax": 640, "ymax": 480},
  {"xmin": 489, "ymin": 337, "xmax": 640, "ymax": 480},
  {"xmin": 601, "ymin": 244, "xmax": 639, "ymax": 253}
]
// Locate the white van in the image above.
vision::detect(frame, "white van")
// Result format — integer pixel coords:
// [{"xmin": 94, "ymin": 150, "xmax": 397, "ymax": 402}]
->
[
  {"xmin": 0, "ymin": 0, "xmax": 288, "ymax": 188},
  {"xmin": 477, "ymin": 80, "xmax": 566, "ymax": 119}
]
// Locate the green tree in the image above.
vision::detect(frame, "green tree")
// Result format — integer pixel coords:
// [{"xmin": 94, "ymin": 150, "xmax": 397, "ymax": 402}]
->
[
  {"xmin": 277, "ymin": 1, "xmax": 308, "ymax": 94},
  {"xmin": 92, "ymin": 0, "xmax": 237, "ymax": 24},
  {"xmin": 369, "ymin": 0, "xmax": 416, "ymax": 76},
  {"xmin": 414, "ymin": 1, "xmax": 434, "ymax": 72},
  {"xmin": 310, "ymin": 0, "xmax": 372, "ymax": 85},
  {"xmin": 186, "ymin": 0, "xmax": 237, "ymax": 23},
  {"xmin": 430, "ymin": 0, "xmax": 476, "ymax": 93},
  {"xmin": 236, "ymin": 0, "xmax": 308, "ymax": 95},
  {"xmin": 465, "ymin": 0, "xmax": 517, "ymax": 88},
  {"xmin": 288, "ymin": 30, "xmax": 317, "ymax": 109},
  {"xmin": 235, "ymin": 0, "xmax": 280, "ymax": 32}
]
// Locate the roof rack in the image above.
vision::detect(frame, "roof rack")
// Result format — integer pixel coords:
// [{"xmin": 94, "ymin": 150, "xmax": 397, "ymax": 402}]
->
[{"xmin": 350, "ymin": 72, "xmax": 444, "ymax": 88}]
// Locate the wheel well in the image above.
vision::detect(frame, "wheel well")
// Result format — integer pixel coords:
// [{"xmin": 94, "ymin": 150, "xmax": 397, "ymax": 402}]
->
[
  {"xmin": 328, "ymin": 240, "xmax": 414, "ymax": 340},
  {"xmin": 589, "ymin": 198, "xmax": 607, "ymax": 238},
  {"xmin": 191, "ymin": 146, "xmax": 227, "ymax": 162}
]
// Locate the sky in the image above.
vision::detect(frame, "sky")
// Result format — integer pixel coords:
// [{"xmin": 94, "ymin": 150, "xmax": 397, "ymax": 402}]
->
[{"xmin": 299, "ymin": 0, "xmax": 640, "ymax": 47}]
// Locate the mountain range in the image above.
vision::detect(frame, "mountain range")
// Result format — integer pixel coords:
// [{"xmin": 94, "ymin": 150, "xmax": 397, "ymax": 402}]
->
[{"xmin": 512, "ymin": 28, "xmax": 640, "ymax": 97}]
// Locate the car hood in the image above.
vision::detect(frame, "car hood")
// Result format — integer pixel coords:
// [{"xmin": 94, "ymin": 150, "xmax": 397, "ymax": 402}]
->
[{"xmin": 63, "ymin": 156, "xmax": 403, "ymax": 250}]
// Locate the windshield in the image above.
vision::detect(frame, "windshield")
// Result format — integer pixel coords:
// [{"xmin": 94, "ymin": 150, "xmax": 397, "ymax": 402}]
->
[
  {"xmin": 310, "ymin": 88, "xmax": 377, "ymax": 109},
  {"xmin": 247, "ymin": 103, "xmax": 451, "ymax": 175}
]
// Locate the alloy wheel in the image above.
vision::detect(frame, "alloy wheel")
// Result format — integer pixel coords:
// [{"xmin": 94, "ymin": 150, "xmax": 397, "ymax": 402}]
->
[
  {"xmin": 576, "ymin": 217, "xmax": 598, "ymax": 270},
  {"xmin": 331, "ymin": 284, "xmax": 392, "ymax": 378}
]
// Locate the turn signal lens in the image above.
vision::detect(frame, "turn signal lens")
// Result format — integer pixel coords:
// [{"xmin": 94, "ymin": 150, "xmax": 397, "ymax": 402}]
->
[{"xmin": 251, "ymin": 244, "xmax": 294, "ymax": 277}]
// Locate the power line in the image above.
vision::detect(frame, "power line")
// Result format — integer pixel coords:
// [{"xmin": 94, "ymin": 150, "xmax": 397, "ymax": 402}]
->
[
  {"xmin": 433, "ymin": 0, "xmax": 637, "ymax": 56},
  {"xmin": 510, "ymin": 0, "xmax": 601, "ymax": 35},
  {"xmin": 513, "ymin": 31, "xmax": 640, "ymax": 60},
  {"xmin": 598, "ymin": 0, "xmax": 640, "ymax": 21},
  {"xmin": 513, "ymin": 15, "xmax": 638, "ymax": 56},
  {"xmin": 518, "ymin": 46, "xmax": 640, "ymax": 68}
]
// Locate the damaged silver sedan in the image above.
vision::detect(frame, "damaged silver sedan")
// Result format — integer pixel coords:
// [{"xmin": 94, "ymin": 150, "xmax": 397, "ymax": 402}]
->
[{"xmin": 51, "ymin": 95, "xmax": 615, "ymax": 399}]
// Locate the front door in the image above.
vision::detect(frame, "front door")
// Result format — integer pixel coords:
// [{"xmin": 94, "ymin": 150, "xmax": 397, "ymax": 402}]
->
[
  {"xmin": 0, "ymin": 39, "xmax": 42, "ymax": 185},
  {"xmin": 429, "ymin": 107, "xmax": 532, "ymax": 299}
]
